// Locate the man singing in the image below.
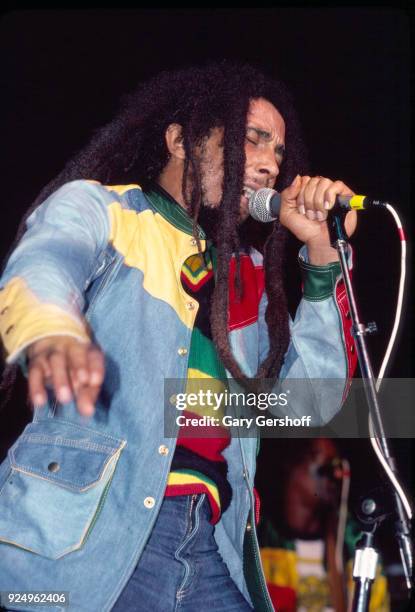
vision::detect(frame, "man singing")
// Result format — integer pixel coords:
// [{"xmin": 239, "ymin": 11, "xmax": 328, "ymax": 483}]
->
[{"xmin": 0, "ymin": 61, "xmax": 356, "ymax": 611}]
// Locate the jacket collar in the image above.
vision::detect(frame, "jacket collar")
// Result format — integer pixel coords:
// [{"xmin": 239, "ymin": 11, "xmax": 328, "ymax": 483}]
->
[{"xmin": 144, "ymin": 184, "xmax": 206, "ymax": 239}]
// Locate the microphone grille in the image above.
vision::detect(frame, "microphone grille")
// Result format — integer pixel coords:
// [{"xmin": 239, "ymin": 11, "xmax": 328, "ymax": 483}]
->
[{"xmin": 248, "ymin": 188, "xmax": 276, "ymax": 223}]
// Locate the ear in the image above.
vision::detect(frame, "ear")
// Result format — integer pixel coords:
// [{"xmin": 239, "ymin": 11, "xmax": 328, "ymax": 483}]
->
[{"xmin": 165, "ymin": 123, "xmax": 186, "ymax": 160}]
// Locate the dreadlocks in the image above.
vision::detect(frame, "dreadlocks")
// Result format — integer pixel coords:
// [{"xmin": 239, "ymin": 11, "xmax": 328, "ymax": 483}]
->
[{"xmin": 5, "ymin": 60, "xmax": 309, "ymax": 390}]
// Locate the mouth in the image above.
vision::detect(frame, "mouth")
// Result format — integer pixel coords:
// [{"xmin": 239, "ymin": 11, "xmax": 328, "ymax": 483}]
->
[{"xmin": 240, "ymin": 186, "xmax": 257, "ymax": 221}]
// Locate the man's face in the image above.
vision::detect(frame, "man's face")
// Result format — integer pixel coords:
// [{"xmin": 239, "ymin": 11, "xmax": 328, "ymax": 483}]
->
[
  {"xmin": 200, "ymin": 97, "xmax": 286, "ymax": 222},
  {"xmin": 291, "ymin": 439, "xmax": 343, "ymax": 509}
]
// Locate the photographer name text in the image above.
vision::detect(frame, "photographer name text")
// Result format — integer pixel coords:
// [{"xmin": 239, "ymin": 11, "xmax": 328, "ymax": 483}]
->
[{"xmin": 176, "ymin": 415, "xmax": 312, "ymax": 428}]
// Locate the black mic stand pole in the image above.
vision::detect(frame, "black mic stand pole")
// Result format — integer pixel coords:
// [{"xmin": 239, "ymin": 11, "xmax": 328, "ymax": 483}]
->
[{"xmin": 327, "ymin": 210, "xmax": 413, "ymax": 612}]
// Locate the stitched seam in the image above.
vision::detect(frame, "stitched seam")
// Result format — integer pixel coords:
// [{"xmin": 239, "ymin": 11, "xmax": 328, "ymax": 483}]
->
[
  {"xmin": 10, "ymin": 441, "xmax": 125, "ymax": 490},
  {"xmin": 28, "ymin": 418, "xmax": 125, "ymax": 444},
  {"xmin": 10, "ymin": 456, "xmax": 113, "ymax": 491},
  {"xmin": 299, "ymin": 261, "xmax": 341, "ymax": 272},
  {"xmin": 228, "ymin": 314, "xmax": 257, "ymax": 330},
  {"xmin": 303, "ymin": 291, "xmax": 333, "ymax": 302},
  {"xmin": 16, "ymin": 434, "xmax": 117, "ymax": 453}
]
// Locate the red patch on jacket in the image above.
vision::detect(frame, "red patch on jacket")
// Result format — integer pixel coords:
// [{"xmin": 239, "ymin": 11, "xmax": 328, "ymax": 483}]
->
[
  {"xmin": 335, "ymin": 278, "xmax": 358, "ymax": 402},
  {"xmin": 228, "ymin": 255, "xmax": 264, "ymax": 331}
]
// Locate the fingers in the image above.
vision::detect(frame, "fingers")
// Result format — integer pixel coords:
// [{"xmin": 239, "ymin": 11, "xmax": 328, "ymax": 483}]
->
[
  {"xmin": 28, "ymin": 357, "xmax": 50, "ymax": 407},
  {"xmin": 49, "ymin": 350, "xmax": 73, "ymax": 404},
  {"xmin": 296, "ymin": 177, "xmax": 354, "ymax": 221},
  {"xmin": 68, "ymin": 345, "xmax": 105, "ymax": 416},
  {"xmin": 283, "ymin": 174, "xmax": 302, "ymax": 202},
  {"xmin": 27, "ymin": 337, "xmax": 105, "ymax": 417},
  {"xmin": 280, "ymin": 174, "xmax": 357, "ymax": 249},
  {"xmin": 323, "ymin": 180, "xmax": 354, "ymax": 212}
]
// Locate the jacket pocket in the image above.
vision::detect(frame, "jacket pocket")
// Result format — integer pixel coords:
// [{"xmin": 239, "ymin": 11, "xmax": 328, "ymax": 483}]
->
[{"xmin": 0, "ymin": 419, "xmax": 125, "ymax": 559}]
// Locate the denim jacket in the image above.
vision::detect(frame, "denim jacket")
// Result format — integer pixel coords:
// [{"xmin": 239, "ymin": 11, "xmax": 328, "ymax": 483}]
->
[{"xmin": 0, "ymin": 181, "xmax": 355, "ymax": 611}]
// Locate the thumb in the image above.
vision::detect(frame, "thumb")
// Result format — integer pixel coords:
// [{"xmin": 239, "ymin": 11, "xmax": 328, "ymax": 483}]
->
[{"xmin": 283, "ymin": 174, "xmax": 302, "ymax": 203}]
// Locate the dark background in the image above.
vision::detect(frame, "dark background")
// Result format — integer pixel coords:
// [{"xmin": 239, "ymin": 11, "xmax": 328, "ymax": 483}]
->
[{"xmin": 0, "ymin": 8, "xmax": 412, "ymax": 609}]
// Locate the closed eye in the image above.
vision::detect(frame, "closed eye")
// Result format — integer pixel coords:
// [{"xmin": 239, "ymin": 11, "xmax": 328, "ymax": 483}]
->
[{"xmin": 246, "ymin": 127, "xmax": 285, "ymax": 163}]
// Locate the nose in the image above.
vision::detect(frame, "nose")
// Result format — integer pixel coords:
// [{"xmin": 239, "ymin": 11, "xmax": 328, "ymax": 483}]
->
[{"xmin": 255, "ymin": 149, "xmax": 279, "ymax": 183}]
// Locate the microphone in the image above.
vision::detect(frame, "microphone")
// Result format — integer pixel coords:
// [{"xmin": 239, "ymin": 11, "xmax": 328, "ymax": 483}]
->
[{"xmin": 248, "ymin": 187, "xmax": 388, "ymax": 223}]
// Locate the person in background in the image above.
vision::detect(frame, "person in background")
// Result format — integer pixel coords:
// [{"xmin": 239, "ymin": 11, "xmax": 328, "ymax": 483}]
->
[{"xmin": 258, "ymin": 438, "xmax": 389, "ymax": 611}]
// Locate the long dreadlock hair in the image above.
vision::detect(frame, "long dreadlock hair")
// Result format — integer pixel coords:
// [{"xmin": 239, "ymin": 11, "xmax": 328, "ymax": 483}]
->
[{"xmin": 2, "ymin": 60, "xmax": 308, "ymax": 398}]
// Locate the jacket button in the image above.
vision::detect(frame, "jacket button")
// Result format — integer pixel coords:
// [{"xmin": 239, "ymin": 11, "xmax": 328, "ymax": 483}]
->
[
  {"xmin": 158, "ymin": 445, "xmax": 169, "ymax": 456},
  {"xmin": 246, "ymin": 521, "xmax": 252, "ymax": 532},
  {"xmin": 185, "ymin": 301, "xmax": 195, "ymax": 311},
  {"xmin": 48, "ymin": 462, "xmax": 60, "ymax": 473},
  {"xmin": 177, "ymin": 347, "xmax": 188, "ymax": 356},
  {"xmin": 190, "ymin": 238, "xmax": 197, "ymax": 246},
  {"xmin": 144, "ymin": 496, "xmax": 155, "ymax": 509}
]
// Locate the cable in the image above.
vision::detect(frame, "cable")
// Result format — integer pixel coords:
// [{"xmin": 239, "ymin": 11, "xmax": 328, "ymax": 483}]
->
[
  {"xmin": 366, "ymin": 203, "xmax": 412, "ymax": 520},
  {"xmin": 369, "ymin": 417, "xmax": 412, "ymax": 520},
  {"xmin": 376, "ymin": 204, "xmax": 407, "ymax": 383}
]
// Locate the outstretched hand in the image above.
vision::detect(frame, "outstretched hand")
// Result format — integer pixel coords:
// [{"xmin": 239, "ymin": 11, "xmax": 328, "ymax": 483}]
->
[{"xmin": 27, "ymin": 336, "xmax": 105, "ymax": 417}]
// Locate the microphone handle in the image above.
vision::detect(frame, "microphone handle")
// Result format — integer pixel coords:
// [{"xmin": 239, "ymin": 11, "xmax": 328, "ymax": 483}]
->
[
  {"xmin": 267, "ymin": 192, "xmax": 386, "ymax": 218},
  {"xmin": 335, "ymin": 195, "xmax": 367, "ymax": 210},
  {"xmin": 268, "ymin": 192, "xmax": 363, "ymax": 217},
  {"xmin": 332, "ymin": 195, "xmax": 386, "ymax": 210}
]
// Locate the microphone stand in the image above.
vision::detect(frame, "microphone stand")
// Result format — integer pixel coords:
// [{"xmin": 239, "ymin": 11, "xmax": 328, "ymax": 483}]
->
[{"xmin": 327, "ymin": 209, "xmax": 413, "ymax": 611}]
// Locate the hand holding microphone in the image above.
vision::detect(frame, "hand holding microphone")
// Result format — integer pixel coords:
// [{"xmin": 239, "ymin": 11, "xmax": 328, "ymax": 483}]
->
[
  {"xmin": 248, "ymin": 175, "xmax": 359, "ymax": 265},
  {"xmin": 249, "ymin": 185, "xmax": 387, "ymax": 223}
]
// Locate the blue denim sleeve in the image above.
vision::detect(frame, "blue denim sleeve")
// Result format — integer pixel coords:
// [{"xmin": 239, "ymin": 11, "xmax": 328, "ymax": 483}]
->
[
  {"xmin": 258, "ymin": 246, "xmax": 350, "ymax": 425},
  {"xmin": 0, "ymin": 180, "xmax": 111, "ymax": 363}
]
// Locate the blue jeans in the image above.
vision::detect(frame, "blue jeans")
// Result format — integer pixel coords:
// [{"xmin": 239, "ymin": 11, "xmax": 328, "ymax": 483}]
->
[{"xmin": 112, "ymin": 494, "xmax": 253, "ymax": 611}]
